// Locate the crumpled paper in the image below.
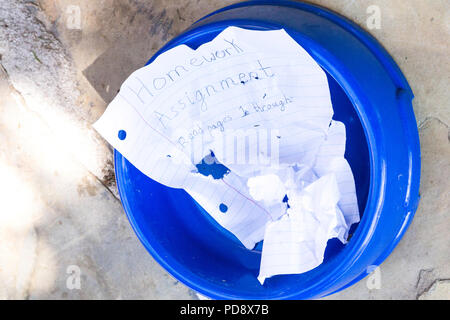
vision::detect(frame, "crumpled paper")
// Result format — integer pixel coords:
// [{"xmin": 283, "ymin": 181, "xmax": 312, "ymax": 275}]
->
[{"xmin": 93, "ymin": 26, "xmax": 360, "ymax": 282}]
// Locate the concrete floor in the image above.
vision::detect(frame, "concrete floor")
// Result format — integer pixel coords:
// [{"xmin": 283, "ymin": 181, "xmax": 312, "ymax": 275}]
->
[{"xmin": 0, "ymin": 0, "xmax": 448, "ymax": 299}]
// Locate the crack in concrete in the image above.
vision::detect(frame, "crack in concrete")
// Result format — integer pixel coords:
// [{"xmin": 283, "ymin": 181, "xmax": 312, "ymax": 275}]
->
[
  {"xmin": 0, "ymin": 61, "xmax": 10, "ymax": 77},
  {"xmin": 414, "ymin": 267, "xmax": 450, "ymax": 300},
  {"xmin": 416, "ymin": 278, "xmax": 450, "ymax": 300},
  {"xmin": 418, "ymin": 116, "xmax": 449, "ymax": 130},
  {"xmin": 91, "ymin": 171, "xmax": 120, "ymax": 202},
  {"xmin": 415, "ymin": 268, "xmax": 434, "ymax": 289},
  {"xmin": 418, "ymin": 116, "xmax": 450, "ymax": 142},
  {"xmin": 22, "ymin": 226, "xmax": 39, "ymax": 300}
]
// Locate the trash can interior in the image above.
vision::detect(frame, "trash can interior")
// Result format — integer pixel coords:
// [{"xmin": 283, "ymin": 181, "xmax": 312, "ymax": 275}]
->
[{"xmin": 114, "ymin": 64, "xmax": 371, "ymax": 298}]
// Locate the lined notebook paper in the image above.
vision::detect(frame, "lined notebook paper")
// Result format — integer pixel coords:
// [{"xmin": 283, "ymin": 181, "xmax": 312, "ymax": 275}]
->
[{"xmin": 94, "ymin": 27, "xmax": 359, "ymax": 281}]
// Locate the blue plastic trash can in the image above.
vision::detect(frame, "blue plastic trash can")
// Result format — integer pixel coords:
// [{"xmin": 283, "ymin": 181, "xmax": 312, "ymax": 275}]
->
[{"xmin": 113, "ymin": 0, "xmax": 421, "ymax": 299}]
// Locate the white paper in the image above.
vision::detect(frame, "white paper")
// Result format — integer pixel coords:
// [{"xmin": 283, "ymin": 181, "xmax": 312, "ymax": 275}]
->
[
  {"xmin": 94, "ymin": 26, "xmax": 360, "ymax": 280},
  {"xmin": 257, "ymin": 173, "xmax": 348, "ymax": 284}
]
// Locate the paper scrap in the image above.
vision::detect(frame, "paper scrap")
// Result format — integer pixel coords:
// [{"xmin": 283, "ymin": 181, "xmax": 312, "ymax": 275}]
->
[
  {"xmin": 93, "ymin": 26, "xmax": 360, "ymax": 280},
  {"xmin": 258, "ymin": 173, "xmax": 348, "ymax": 284}
]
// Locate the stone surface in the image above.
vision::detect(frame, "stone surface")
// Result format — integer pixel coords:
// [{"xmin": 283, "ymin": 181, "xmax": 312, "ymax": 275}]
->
[
  {"xmin": 0, "ymin": 0, "xmax": 116, "ymax": 196},
  {"xmin": 418, "ymin": 280, "xmax": 450, "ymax": 300},
  {"xmin": 0, "ymin": 0, "xmax": 448, "ymax": 300},
  {"xmin": 0, "ymin": 67, "xmax": 194, "ymax": 299}
]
